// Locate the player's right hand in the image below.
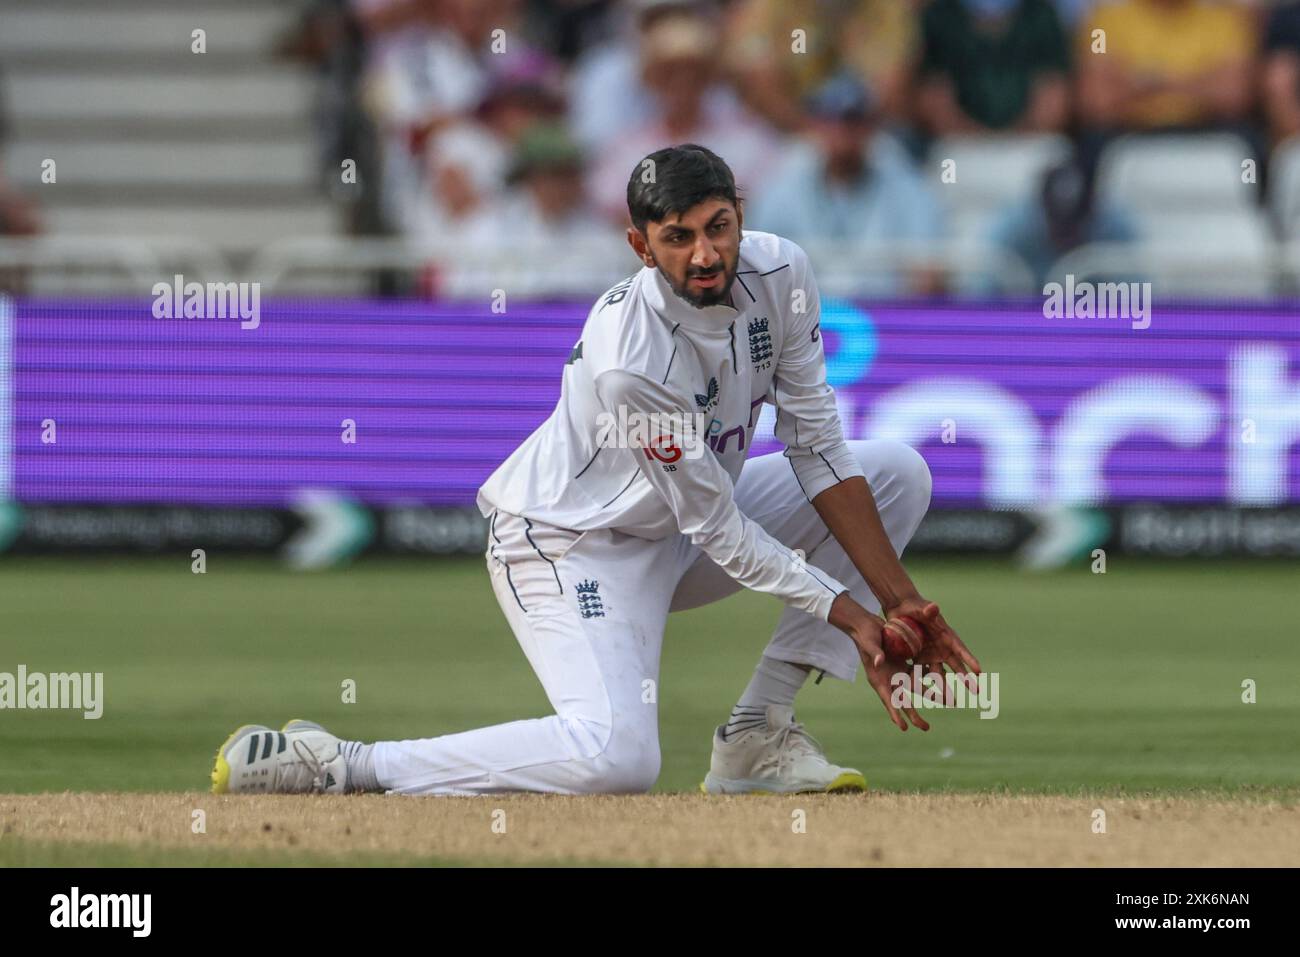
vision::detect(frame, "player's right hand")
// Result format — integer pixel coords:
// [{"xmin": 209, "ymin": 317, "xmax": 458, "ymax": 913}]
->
[{"xmin": 828, "ymin": 592, "xmax": 931, "ymax": 733}]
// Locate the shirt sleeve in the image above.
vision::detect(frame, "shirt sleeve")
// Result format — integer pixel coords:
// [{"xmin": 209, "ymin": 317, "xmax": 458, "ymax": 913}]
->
[
  {"xmin": 593, "ymin": 367, "xmax": 849, "ymax": 622},
  {"xmin": 770, "ymin": 245, "xmax": 866, "ymax": 503}
]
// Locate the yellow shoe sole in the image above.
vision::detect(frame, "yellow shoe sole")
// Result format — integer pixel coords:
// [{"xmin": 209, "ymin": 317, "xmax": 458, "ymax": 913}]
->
[
  {"xmin": 210, "ymin": 723, "xmax": 268, "ymax": 794},
  {"xmin": 698, "ymin": 770, "xmax": 867, "ymax": 795},
  {"xmin": 827, "ymin": 770, "xmax": 868, "ymax": 792}
]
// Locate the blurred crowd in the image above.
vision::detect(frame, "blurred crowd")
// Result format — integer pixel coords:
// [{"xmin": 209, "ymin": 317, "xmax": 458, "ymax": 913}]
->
[
  {"xmin": 283, "ymin": 0, "xmax": 1300, "ymax": 292},
  {"xmin": 0, "ymin": 68, "xmax": 39, "ymax": 239}
]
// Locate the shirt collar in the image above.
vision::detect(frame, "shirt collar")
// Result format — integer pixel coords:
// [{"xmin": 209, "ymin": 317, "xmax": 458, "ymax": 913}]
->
[{"xmin": 642, "ymin": 262, "xmax": 744, "ymax": 336}]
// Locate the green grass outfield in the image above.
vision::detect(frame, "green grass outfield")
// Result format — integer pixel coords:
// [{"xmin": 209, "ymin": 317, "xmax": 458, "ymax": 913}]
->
[{"xmin": 1, "ymin": 555, "xmax": 1297, "ymax": 796}]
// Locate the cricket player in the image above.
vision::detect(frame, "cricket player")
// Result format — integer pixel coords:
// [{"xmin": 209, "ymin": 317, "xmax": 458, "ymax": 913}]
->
[{"xmin": 212, "ymin": 144, "xmax": 981, "ymax": 797}]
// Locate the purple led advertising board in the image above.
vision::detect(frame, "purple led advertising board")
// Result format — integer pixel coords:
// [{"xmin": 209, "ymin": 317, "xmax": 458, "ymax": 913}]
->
[{"xmin": 3, "ymin": 296, "xmax": 1299, "ymax": 510}]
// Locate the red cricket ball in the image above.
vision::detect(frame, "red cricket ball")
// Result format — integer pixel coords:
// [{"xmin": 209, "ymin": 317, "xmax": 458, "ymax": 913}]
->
[{"xmin": 883, "ymin": 615, "xmax": 925, "ymax": 661}]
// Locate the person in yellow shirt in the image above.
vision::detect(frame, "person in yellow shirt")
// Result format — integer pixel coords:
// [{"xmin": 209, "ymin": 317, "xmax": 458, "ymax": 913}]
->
[{"xmin": 1076, "ymin": 0, "xmax": 1256, "ymax": 131}]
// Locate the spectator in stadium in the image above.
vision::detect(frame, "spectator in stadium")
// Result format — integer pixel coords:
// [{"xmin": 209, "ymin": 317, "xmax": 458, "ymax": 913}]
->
[
  {"xmin": 464, "ymin": 123, "xmax": 612, "ymax": 250},
  {"xmin": 1261, "ymin": 1, "xmax": 1300, "ymax": 145},
  {"xmin": 1075, "ymin": 0, "xmax": 1255, "ymax": 134},
  {"xmin": 406, "ymin": 52, "xmax": 567, "ymax": 243},
  {"xmin": 430, "ymin": 123, "xmax": 618, "ymax": 297},
  {"xmin": 586, "ymin": 5, "xmax": 778, "ymax": 222},
  {"xmin": 347, "ymin": 0, "xmax": 444, "ymax": 84},
  {"xmin": 406, "ymin": 122, "xmax": 508, "ymax": 245},
  {"xmin": 914, "ymin": 0, "xmax": 1071, "ymax": 137},
  {"xmin": 522, "ymin": 0, "xmax": 623, "ymax": 65},
  {"xmin": 0, "ymin": 66, "xmax": 39, "ymax": 240},
  {"xmin": 1052, "ymin": 0, "xmax": 1097, "ymax": 27},
  {"xmin": 985, "ymin": 153, "xmax": 1140, "ymax": 287},
  {"xmin": 569, "ymin": 0, "xmax": 748, "ymax": 152},
  {"xmin": 0, "ymin": 67, "xmax": 37, "ymax": 295},
  {"xmin": 723, "ymin": 0, "xmax": 919, "ymax": 131},
  {"xmin": 747, "ymin": 73, "xmax": 946, "ymax": 294},
  {"xmin": 477, "ymin": 49, "xmax": 568, "ymax": 146},
  {"xmin": 279, "ymin": 1, "xmax": 381, "ymax": 231},
  {"xmin": 362, "ymin": 0, "xmax": 542, "ymax": 232}
]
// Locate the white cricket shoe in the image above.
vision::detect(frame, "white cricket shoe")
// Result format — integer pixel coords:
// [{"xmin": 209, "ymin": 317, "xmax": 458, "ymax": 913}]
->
[
  {"xmin": 211, "ymin": 719, "xmax": 349, "ymax": 795},
  {"xmin": 701, "ymin": 705, "xmax": 866, "ymax": 795}
]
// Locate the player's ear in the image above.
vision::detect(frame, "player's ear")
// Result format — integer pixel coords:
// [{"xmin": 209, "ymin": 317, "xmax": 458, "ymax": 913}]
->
[
  {"xmin": 626, "ymin": 227, "xmax": 654, "ymax": 267},
  {"xmin": 734, "ymin": 198, "xmax": 744, "ymax": 231}
]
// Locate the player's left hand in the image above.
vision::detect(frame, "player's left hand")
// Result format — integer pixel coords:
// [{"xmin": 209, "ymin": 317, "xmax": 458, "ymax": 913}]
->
[{"xmin": 882, "ymin": 597, "xmax": 981, "ymax": 694}]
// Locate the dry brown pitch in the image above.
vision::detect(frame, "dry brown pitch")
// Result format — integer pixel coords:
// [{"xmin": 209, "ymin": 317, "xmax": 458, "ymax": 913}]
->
[{"xmin": 2, "ymin": 791, "xmax": 1298, "ymax": 866}]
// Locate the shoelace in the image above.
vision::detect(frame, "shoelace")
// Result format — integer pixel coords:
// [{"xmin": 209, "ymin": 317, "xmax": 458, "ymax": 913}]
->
[
  {"xmin": 276, "ymin": 738, "xmax": 328, "ymax": 793},
  {"xmin": 771, "ymin": 719, "xmax": 826, "ymax": 778}
]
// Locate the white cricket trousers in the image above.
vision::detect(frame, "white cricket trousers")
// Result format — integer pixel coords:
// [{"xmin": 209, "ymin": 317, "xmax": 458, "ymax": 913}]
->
[{"xmin": 372, "ymin": 439, "xmax": 932, "ymax": 795}]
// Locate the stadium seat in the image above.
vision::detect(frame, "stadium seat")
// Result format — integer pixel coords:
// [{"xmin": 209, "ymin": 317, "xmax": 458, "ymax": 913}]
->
[
  {"xmin": 1128, "ymin": 208, "xmax": 1272, "ymax": 250},
  {"xmin": 1053, "ymin": 211, "xmax": 1275, "ymax": 297},
  {"xmin": 1089, "ymin": 134, "xmax": 1273, "ymax": 295},
  {"xmin": 1268, "ymin": 135, "xmax": 1300, "ymax": 240},
  {"xmin": 1, "ymin": 0, "xmax": 339, "ymax": 260},
  {"xmin": 1096, "ymin": 133, "xmax": 1257, "ymax": 214},
  {"xmin": 926, "ymin": 134, "xmax": 1073, "ymax": 245}
]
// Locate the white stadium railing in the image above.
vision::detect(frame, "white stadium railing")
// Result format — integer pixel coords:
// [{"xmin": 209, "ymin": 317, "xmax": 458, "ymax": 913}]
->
[
  {"xmin": 0, "ymin": 235, "xmax": 1039, "ymax": 297},
  {"xmin": 1048, "ymin": 242, "xmax": 1279, "ymax": 298},
  {"xmin": 4, "ymin": 233, "xmax": 1300, "ymax": 300},
  {"xmin": 248, "ymin": 236, "xmax": 1040, "ymax": 296},
  {"xmin": 0, "ymin": 235, "xmax": 234, "ymax": 294}
]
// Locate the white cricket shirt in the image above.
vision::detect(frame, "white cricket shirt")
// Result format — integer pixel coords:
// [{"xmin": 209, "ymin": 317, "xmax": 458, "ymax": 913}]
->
[{"xmin": 476, "ymin": 230, "xmax": 865, "ymax": 621}]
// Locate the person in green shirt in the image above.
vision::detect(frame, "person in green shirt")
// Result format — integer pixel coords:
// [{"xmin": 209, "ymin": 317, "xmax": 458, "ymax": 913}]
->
[{"xmin": 915, "ymin": 0, "xmax": 1071, "ymax": 135}]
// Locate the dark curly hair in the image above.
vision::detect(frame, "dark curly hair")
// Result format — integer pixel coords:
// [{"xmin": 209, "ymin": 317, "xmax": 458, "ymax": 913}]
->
[{"xmin": 626, "ymin": 143, "xmax": 740, "ymax": 232}]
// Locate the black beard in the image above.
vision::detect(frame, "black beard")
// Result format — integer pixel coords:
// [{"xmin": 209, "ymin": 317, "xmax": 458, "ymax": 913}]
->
[{"xmin": 657, "ymin": 260, "xmax": 737, "ymax": 309}]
